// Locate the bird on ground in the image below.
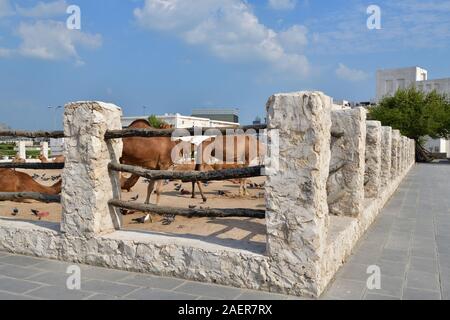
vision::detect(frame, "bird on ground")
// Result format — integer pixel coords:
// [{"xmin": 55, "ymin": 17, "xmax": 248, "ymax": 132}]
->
[
  {"xmin": 130, "ymin": 194, "xmax": 139, "ymax": 202},
  {"xmin": 132, "ymin": 214, "xmax": 151, "ymax": 224},
  {"xmin": 12, "ymin": 208, "xmax": 19, "ymax": 216},
  {"xmin": 181, "ymin": 189, "xmax": 191, "ymax": 195},
  {"xmin": 119, "ymin": 208, "xmax": 136, "ymax": 216},
  {"xmin": 162, "ymin": 214, "xmax": 175, "ymax": 225},
  {"xmin": 174, "ymin": 185, "xmax": 182, "ymax": 192}
]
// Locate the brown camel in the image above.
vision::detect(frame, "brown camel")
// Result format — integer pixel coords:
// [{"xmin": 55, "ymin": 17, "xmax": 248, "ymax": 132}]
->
[
  {"xmin": 120, "ymin": 120, "xmax": 206, "ymax": 204},
  {"xmin": 12, "ymin": 155, "xmax": 26, "ymax": 164},
  {"xmin": 39, "ymin": 154, "xmax": 65, "ymax": 163},
  {"xmin": 194, "ymin": 134, "xmax": 266, "ymax": 196},
  {"xmin": 0, "ymin": 169, "xmax": 62, "ymax": 196}
]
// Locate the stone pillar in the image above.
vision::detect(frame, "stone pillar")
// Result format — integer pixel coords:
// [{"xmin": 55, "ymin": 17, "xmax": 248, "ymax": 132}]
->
[
  {"xmin": 391, "ymin": 130, "xmax": 400, "ymax": 179},
  {"xmin": 61, "ymin": 102, "xmax": 123, "ymax": 238},
  {"xmin": 365, "ymin": 121, "xmax": 382, "ymax": 198},
  {"xmin": 380, "ymin": 127, "xmax": 392, "ymax": 187},
  {"xmin": 401, "ymin": 136, "xmax": 407, "ymax": 172},
  {"xmin": 40, "ymin": 142, "xmax": 49, "ymax": 159},
  {"xmin": 266, "ymin": 91, "xmax": 331, "ymax": 296},
  {"xmin": 327, "ymin": 108, "xmax": 366, "ymax": 217},
  {"xmin": 18, "ymin": 141, "xmax": 26, "ymax": 159}
]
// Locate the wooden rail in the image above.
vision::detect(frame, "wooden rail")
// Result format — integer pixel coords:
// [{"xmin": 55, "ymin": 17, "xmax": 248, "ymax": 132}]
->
[
  {"xmin": 109, "ymin": 163, "xmax": 265, "ymax": 182},
  {"xmin": 0, "ymin": 163, "xmax": 64, "ymax": 170},
  {"xmin": 104, "ymin": 124, "xmax": 268, "ymax": 139},
  {"xmin": 109, "ymin": 199, "xmax": 265, "ymax": 219},
  {"xmin": 0, "ymin": 130, "xmax": 65, "ymax": 139},
  {"xmin": 0, "ymin": 192, "xmax": 61, "ymax": 203}
]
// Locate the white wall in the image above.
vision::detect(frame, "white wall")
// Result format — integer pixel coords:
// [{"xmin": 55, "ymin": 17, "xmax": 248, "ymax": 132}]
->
[{"xmin": 376, "ymin": 67, "xmax": 427, "ymax": 102}]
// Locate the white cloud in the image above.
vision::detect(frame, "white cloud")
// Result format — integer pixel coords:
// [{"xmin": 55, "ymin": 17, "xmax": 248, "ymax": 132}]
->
[
  {"xmin": 0, "ymin": 0, "xmax": 14, "ymax": 17},
  {"xmin": 134, "ymin": 0, "xmax": 309, "ymax": 76},
  {"xmin": 17, "ymin": 20, "xmax": 101, "ymax": 64},
  {"xmin": 16, "ymin": 0, "xmax": 68, "ymax": 18},
  {"xmin": 335, "ymin": 63, "xmax": 368, "ymax": 82},
  {"xmin": 0, "ymin": 47, "xmax": 13, "ymax": 57},
  {"xmin": 268, "ymin": 0, "xmax": 297, "ymax": 10}
]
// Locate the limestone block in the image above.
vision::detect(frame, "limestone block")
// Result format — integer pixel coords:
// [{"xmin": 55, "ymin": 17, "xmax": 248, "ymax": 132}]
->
[
  {"xmin": 40, "ymin": 142, "xmax": 49, "ymax": 159},
  {"xmin": 327, "ymin": 108, "xmax": 366, "ymax": 217},
  {"xmin": 266, "ymin": 91, "xmax": 332, "ymax": 296},
  {"xmin": 391, "ymin": 130, "xmax": 400, "ymax": 179},
  {"xmin": 365, "ymin": 121, "xmax": 382, "ymax": 198},
  {"xmin": 61, "ymin": 102, "xmax": 123, "ymax": 238},
  {"xmin": 380, "ymin": 127, "xmax": 392, "ymax": 187}
]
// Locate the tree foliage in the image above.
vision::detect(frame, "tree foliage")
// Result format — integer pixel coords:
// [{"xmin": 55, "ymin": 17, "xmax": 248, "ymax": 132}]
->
[
  {"xmin": 369, "ymin": 87, "xmax": 450, "ymax": 143},
  {"xmin": 147, "ymin": 115, "xmax": 168, "ymax": 129}
]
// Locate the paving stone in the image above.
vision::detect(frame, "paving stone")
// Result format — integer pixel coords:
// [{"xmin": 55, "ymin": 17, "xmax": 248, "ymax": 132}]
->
[
  {"xmin": 403, "ymin": 288, "xmax": 441, "ymax": 300},
  {"xmin": 86, "ymin": 293, "xmax": 121, "ymax": 300},
  {"xmin": 235, "ymin": 291, "xmax": 290, "ymax": 300},
  {"xmin": 406, "ymin": 270, "xmax": 440, "ymax": 292},
  {"xmin": 82, "ymin": 279, "xmax": 140, "ymax": 297},
  {"xmin": 366, "ymin": 275, "xmax": 404, "ymax": 298},
  {"xmin": 0, "ymin": 255, "xmax": 43, "ymax": 267},
  {"xmin": 380, "ymin": 248, "xmax": 410, "ymax": 263},
  {"xmin": 118, "ymin": 274, "xmax": 186, "ymax": 290},
  {"xmin": 32, "ymin": 260, "xmax": 77, "ymax": 273},
  {"xmin": 27, "ymin": 285, "xmax": 93, "ymax": 300},
  {"xmin": 126, "ymin": 287, "xmax": 199, "ymax": 300},
  {"xmin": 364, "ymin": 293, "xmax": 400, "ymax": 300},
  {"xmin": 0, "ymin": 252, "xmax": 9, "ymax": 258},
  {"xmin": 0, "ymin": 290, "xmax": 36, "ymax": 300},
  {"xmin": 377, "ymin": 260, "xmax": 408, "ymax": 278},
  {"xmin": 409, "ymin": 257, "xmax": 438, "ymax": 274},
  {"xmin": 174, "ymin": 281, "xmax": 242, "ymax": 300},
  {"xmin": 0, "ymin": 264, "xmax": 45, "ymax": 280},
  {"xmin": 321, "ymin": 279, "xmax": 366, "ymax": 300},
  {"xmin": 27, "ymin": 271, "xmax": 71, "ymax": 286},
  {"xmin": 79, "ymin": 266, "xmax": 132, "ymax": 282},
  {"xmin": 0, "ymin": 277, "xmax": 42, "ymax": 294}
]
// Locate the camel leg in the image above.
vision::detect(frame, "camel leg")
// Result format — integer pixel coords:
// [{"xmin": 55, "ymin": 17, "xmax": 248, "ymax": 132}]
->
[
  {"xmin": 191, "ymin": 181, "xmax": 196, "ymax": 198},
  {"xmin": 145, "ymin": 180, "xmax": 156, "ymax": 205},
  {"xmin": 196, "ymin": 181, "xmax": 207, "ymax": 203},
  {"xmin": 243, "ymin": 178, "xmax": 250, "ymax": 196},
  {"xmin": 155, "ymin": 180, "xmax": 163, "ymax": 205}
]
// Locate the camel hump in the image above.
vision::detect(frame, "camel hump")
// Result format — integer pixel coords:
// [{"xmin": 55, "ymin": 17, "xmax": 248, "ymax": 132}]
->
[{"xmin": 128, "ymin": 119, "xmax": 152, "ymax": 129}]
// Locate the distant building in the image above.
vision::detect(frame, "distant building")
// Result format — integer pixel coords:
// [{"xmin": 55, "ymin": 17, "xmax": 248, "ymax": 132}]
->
[
  {"xmin": 376, "ymin": 66, "xmax": 450, "ymax": 158},
  {"xmin": 121, "ymin": 114, "xmax": 239, "ymax": 129},
  {"xmin": 376, "ymin": 66, "xmax": 450, "ymax": 102},
  {"xmin": 192, "ymin": 108, "xmax": 239, "ymax": 124},
  {"xmin": 253, "ymin": 116, "xmax": 262, "ymax": 125}
]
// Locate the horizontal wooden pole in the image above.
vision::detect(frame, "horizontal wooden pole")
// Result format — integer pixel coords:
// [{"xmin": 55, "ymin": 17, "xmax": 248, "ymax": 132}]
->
[
  {"xmin": 109, "ymin": 163, "xmax": 265, "ymax": 182},
  {"xmin": 0, "ymin": 130, "xmax": 65, "ymax": 139},
  {"xmin": 0, "ymin": 163, "xmax": 64, "ymax": 170},
  {"xmin": 104, "ymin": 124, "xmax": 267, "ymax": 139},
  {"xmin": 109, "ymin": 199, "xmax": 266, "ymax": 219},
  {"xmin": 0, "ymin": 192, "xmax": 61, "ymax": 203}
]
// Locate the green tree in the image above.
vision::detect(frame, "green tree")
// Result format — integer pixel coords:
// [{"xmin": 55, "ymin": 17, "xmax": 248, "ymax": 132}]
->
[
  {"xmin": 147, "ymin": 115, "xmax": 167, "ymax": 129},
  {"xmin": 369, "ymin": 87, "xmax": 450, "ymax": 161}
]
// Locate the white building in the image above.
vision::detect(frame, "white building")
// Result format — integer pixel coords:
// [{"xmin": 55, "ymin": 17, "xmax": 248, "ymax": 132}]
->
[
  {"xmin": 376, "ymin": 66, "xmax": 450, "ymax": 158},
  {"xmin": 122, "ymin": 113, "xmax": 239, "ymax": 129}
]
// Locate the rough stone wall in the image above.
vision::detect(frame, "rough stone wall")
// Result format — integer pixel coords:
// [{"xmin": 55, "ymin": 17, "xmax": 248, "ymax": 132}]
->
[
  {"xmin": 391, "ymin": 130, "xmax": 401, "ymax": 179},
  {"xmin": 61, "ymin": 102, "xmax": 123, "ymax": 238},
  {"xmin": 380, "ymin": 127, "xmax": 392, "ymax": 186},
  {"xmin": 266, "ymin": 91, "xmax": 332, "ymax": 296},
  {"xmin": 327, "ymin": 108, "xmax": 366, "ymax": 217},
  {"xmin": 365, "ymin": 121, "xmax": 382, "ymax": 198}
]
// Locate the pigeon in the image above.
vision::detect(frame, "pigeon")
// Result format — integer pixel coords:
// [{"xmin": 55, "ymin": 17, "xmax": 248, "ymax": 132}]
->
[
  {"xmin": 218, "ymin": 190, "xmax": 229, "ymax": 196},
  {"xmin": 130, "ymin": 194, "xmax": 139, "ymax": 202},
  {"xmin": 132, "ymin": 214, "xmax": 151, "ymax": 224},
  {"xmin": 119, "ymin": 208, "xmax": 136, "ymax": 216},
  {"xmin": 181, "ymin": 189, "xmax": 191, "ymax": 195},
  {"xmin": 31, "ymin": 210, "xmax": 50, "ymax": 220},
  {"xmin": 12, "ymin": 208, "xmax": 19, "ymax": 216},
  {"xmin": 174, "ymin": 185, "xmax": 182, "ymax": 192},
  {"xmin": 162, "ymin": 214, "xmax": 175, "ymax": 225}
]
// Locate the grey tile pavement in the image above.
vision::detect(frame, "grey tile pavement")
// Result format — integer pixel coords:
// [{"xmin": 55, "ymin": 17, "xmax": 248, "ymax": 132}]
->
[{"xmin": 0, "ymin": 163, "xmax": 448, "ymax": 300}]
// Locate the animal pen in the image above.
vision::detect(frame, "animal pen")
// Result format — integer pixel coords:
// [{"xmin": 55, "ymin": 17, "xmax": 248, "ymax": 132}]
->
[{"xmin": 0, "ymin": 91, "xmax": 416, "ymax": 298}]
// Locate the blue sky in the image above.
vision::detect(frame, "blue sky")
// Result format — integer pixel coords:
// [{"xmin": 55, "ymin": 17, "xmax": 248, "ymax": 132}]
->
[{"xmin": 1, "ymin": 0, "xmax": 450, "ymax": 130}]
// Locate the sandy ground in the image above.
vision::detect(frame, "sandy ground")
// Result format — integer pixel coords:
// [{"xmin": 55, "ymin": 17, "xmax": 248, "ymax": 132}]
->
[{"xmin": 0, "ymin": 169, "xmax": 267, "ymax": 245}]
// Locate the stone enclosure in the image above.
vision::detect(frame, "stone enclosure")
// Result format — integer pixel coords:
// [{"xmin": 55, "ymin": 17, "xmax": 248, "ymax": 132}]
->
[{"xmin": 0, "ymin": 92, "xmax": 415, "ymax": 298}]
